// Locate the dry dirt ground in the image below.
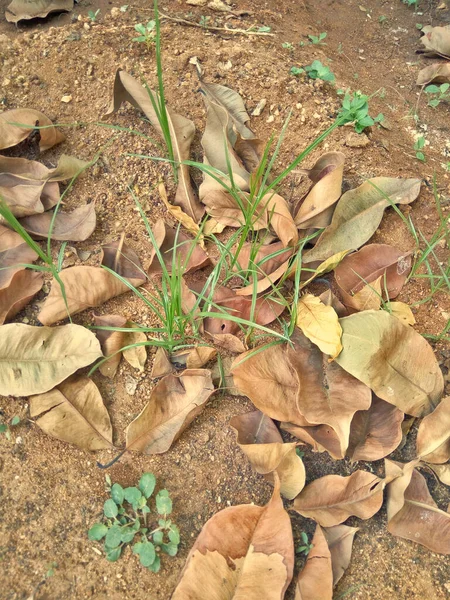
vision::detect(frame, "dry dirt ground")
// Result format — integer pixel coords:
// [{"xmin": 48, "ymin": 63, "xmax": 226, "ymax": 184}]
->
[{"xmin": 1, "ymin": 0, "xmax": 450, "ymax": 598}]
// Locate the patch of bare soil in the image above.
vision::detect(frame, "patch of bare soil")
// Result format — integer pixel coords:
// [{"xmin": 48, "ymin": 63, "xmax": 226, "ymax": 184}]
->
[{"xmin": 0, "ymin": 0, "xmax": 449, "ymax": 598}]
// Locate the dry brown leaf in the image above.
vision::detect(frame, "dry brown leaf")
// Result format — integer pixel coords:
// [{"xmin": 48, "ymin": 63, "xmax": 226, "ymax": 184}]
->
[
  {"xmin": 294, "ymin": 152, "xmax": 345, "ymax": 230},
  {"xmin": 347, "ymin": 395, "xmax": 404, "ymax": 461},
  {"xmin": 420, "ymin": 25, "xmax": 450, "ymax": 58},
  {"xmin": 417, "ymin": 396, "xmax": 450, "ymax": 464},
  {"xmin": 424, "ymin": 463, "xmax": 450, "ymax": 486},
  {"xmin": 158, "ymin": 183, "xmax": 205, "ymax": 246},
  {"xmin": 19, "ymin": 202, "xmax": 96, "ymax": 241},
  {"xmin": 417, "ymin": 62, "xmax": 450, "ymax": 86},
  {"xmin": 93, "ymin": 313, "xmax": 127, "ymax": 378},
  {"xmin": 385, "ymin": 459, "xmax": 450, "ymax": 553},
  {"xmin": 348, "ymin": 276, "xmax": 382, "ymax": 312},
  {"xmin": 323, "ymin": 525, "xmax": 359, "ymax": 586},
  {"xmin": 234, "ymin": 241, "xmax": 294, "ymax": 282},
  {"xmin": 30, "ymin": 376, "xmax": 113, "ymax": 451},
  {"xmin": 0, "ymin": 223, "xmax": 38, "ymax": 289},
  {"xmin": 122, "ymin": 323, "xmax": 147, "ymax": 372},
  {"xmin": 0, "ymin": 323, "xmax": 102, "ymax": 396},
  {"xmin": 151, "ymin": 347, "xmax": 176, "ymax": 378},
  {"xmin": 172, "ymin": 477, "xmax": 294, "ymax": 599},
  {"xmin": 126, "ymin": 369, "xmax": 214, "ymax": 454},
  {"xmin": 389, "ymin": 301, "xmax": 416, "ymax": 326},
  {"xmin": 299, "ymin": 250, "xmax": 351, "ymax": 291},
  {"xmin": 147, "ymin": 218, "xmax": 209, "ymax": 275},
  {"xmin": 336, "ymin": 310, "xmax": 444, "ymax": 417},
  {"xmin": 296, "ymin": 294, "xmax": 343, "ymax": 358},
  {"xmin": 230, "ymin": 410, "xmax": 305, "ymax": 499},
  {"xmin": 172, "ymin": 346, "xmax": 217, "ymax": 369},
  {"xmin": 211, "ymin": 356, "xmax": 241, "ymax": 395},
  {"xmin": 295, "ymin": 524, "xmax": 333, "ymax": 600},
  {"xmin": 105, "ymin": 71, "xmax": 203, "ymax": 222},
  {"xmin": 0, "ymin": 108, "xmax": 65, "ymax": 151},
  {"xmin": 319, "ymin": 289, "xmax": 349, "ymax": 318},
  {"xmin": 334, "ymin": 244, "xmax": 412, "ymax": 311},
  {"xmin": 293, "ymin": 470, "xmax": 385, "ymax": 526},
  {"xmin": 6, "ymin": 0, "xmax": 73, "ymax": 22},
  {"xmin": 0, "ymin": 269, "xmax": 43, "ymax": 324},
  {"xmin": 39, "ymin": 239, "xmax": 146, "ymax": 325},
  {"xmin": 282, "ymin": 421, "xmax": 343, "ymax": 460},
  {"xmin": 206, "ymin": 331, "xmax": 246, "ymax": 353}
]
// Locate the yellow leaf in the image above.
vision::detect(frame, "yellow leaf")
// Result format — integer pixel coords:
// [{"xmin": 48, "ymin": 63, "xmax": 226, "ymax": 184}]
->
[
  {"xmin": 158, "ymin": 183, "xmax": 205, "ymax": 249},
  {"xmin": 296, "ymin": 294, "xmax": 343, "ymax": 358},
  {"xmin": 389, "ymin": 301, "xmax": 416, "ymax": 326},
  {"xmin": 300, "ymin": 250, "xmax": 351, "ymax": 290}
]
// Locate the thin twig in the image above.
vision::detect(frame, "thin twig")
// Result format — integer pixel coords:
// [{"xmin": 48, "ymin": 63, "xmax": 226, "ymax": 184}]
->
[{"xmin": 159, "ymin": 12, "xmax": 275, "ymax": 36}]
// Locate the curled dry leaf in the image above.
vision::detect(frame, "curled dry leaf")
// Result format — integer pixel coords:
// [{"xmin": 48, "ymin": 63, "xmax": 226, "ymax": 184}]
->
[
  {"xmin": 151, "ymin": 347, "xmax": 175, "ymax": 379},
  {"xmin": 416, "ymin": 396, "xmax": 450, "ymax": 464},
  {"xmin": 30, "ymin": 376, "xmax": 113, "ymax": 451},
  {"xmin": 0, "ymin": 108, "xmax": 65, "ymax": 151},
  {"xmin": 389, "ymin": 302, "xmax": 416, "ymax": 326},
  {"xmin": 147, "ymin": 218, "xmax": 209, "ymax": 275},
  {"xmin": 335, "ymin": 310, "xmax": 444, "ymax": 417},
  {"xmin": 323, "ymin": 525, "xmax": 359, "ymax": 586},
  {"xmin": 105, "ymin": 70, "xmax": 203, "ymax": 222},
  {"xmin": 172, "ymin": 477, "xmax": 294, "ymax": 599},
  {"xmin": 347, "ymin": 395, "xmax": 404, "ymax": 462},
  {"xmin": 158, "ymin": 183, "xmax": 205, "ymax": 247},
  {"xmin": 172, "ymin": 346, "xmax": 217, "ymax": 369},
  {"xmin": 295, "ymin": 525, "xmax": 332, "ymax": 600},
  {"xmin": 0, "ymin": 270, "xmax": 43, "ymax": 324},
  {"xmin": 126, "ymin": 369, "xmax": 214, "ymax": 454},
  {"xmin": 282, "ymin": 421, "xmax": 343, "ymax": 460},
  {"xmin": 0, "ymin": 223, "xmax": 38, "ymax": 289},
  {"xmin": 296, "ymin": 294, "xmax": 343, "ymax": 358},
  {"xmin": 294, "ymin": 151, "xmax": 345, "ymax": 230},
  {"xmin": 420, "ymin": 25, "xmax": 450, "ymax": 59},
  {"xmin": 304, "ymin": 178, "xmax": 421, "ymax": 264},
  {"xmin": 424, "ymin": 463, "xmax": 450, "ymax": 486},
  {"xmin": 319, "ymin": 288, "xmax": 349, "ymax": 318},
  {"xmin": 122, "ymin": 323, "xmax": 147, "ymax": 372},
  {"xmin": 205, "ymin": 331, "xmax": 246, "ymax": 353},
  {"xmin": 230, "ymin": 410, "xmax": 305, "ymax": 499},
  {"xmin": 417, "ymin": 62, "xmax": 450, "ymax": 86},
  {"xmin": 299, "ymin": 250, "xmax": 351, "ymax": 291},
  {"xmin": 385, "ymin": 459, "xmax": 450, "ymax": 554},
  {"xmin": 293, "ymin": 470, "xmax": 385, "ymax": 527},
  {"xmin": 6, "ymin": 0, "xmax": 73, "ymax": 22},
  {"xmin": 39, "ymin": 239, "xmax": 146, "ymax": 325},
  {"xmin": 334, "ymin": 244, "xmax": 412, "ymax": 311},
  {"xmin": 19, "ymin": 202, "xmax": 96, "ymax": 241},
  {"xmin": 93, "ymin": 313, "xmax": 127, "ymax": 378},
  {"xmin": 0, "ymin": 323, "xmax": 102, "ymax": 396}
]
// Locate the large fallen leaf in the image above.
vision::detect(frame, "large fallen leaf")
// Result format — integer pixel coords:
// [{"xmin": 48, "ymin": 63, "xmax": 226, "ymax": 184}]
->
[
  {"xmin": 105, "ymin": 70, "xmax": 203, "ymax": 222},
  {"xmin": 19, "ymin": 202, "xmax": 96, "ymax": 241},
  {"xmin": 420, "ymin": 25, "xmax": 450, "ymax": 59},
  {"xmin": 347, "ymin": 395, "xmax": 404, "ymax": 461},
  {"xmin": 416, "ymin": 396, "xmax": 450, "ymax": 463},
  {"xmin": 296, "ymin": 293, "xmax": 342, "ymax": 358},
  {"xmin": 417, "ymin": 62, "xmax": 450, "ymax": 86},
  {"xmin": 293, "ymin": 470, "xmax": 385, "ymax": 527},
  {"xmin": 0, "ymin": 269, "xmax": 43, "ymax": 324},
  {"xmin": 230, "ymin": 410, "xmax": 305, "ymax": 499},
  {"xmin": 172, "ymin": 477, "xmax": 294, "ymax": 599},
  {"xmin": 0, "ymin": 323, "xmax": 102, "ymax": 396},
  {"xmin": 335, "ymin": 310, "xmax": 444, "ymax": 417},
  {"xmin": 323, "ymin": 525, "xmax": 359, "ymax": 586},
  {"xmin": 385, "ymin": 459, "xmax": 450, "ymax": 553},
  {"xmin": 294, "ymin": 152, "xmax": 345, "ymax": 229},
  {"xmin": 30, "ymin": 376, "xmax": 112, "ymax": 451},
  {"xmin": 147, "ymin": 218, "xmax": 209, "ymax": 275},
  {"xmin": 295, "ymin": 525, "xmax": 332, "ymax": 600},
  {"xmin": 126, "ymin": 369, "xmax": 214, "ymax": 454},
  {"xmin": 0, "ymin": 224, "xmax": 38, "ymax": 289},
  {"xmin": 334, "ymin": 244, "xmax": 412, "ymax": 311},
  {"xmin": 93, "ymin": 314, "xmax": 127, "ymax": 378},
  {"xmin": 39, "ymin": 239, "xmax": 146, "ymax": 325},
  {"xmin": 0, "ymin": 109, "xmax": 65, "ymax": 151},
  {"xmin": 6, "ymin": 0, "xmax": 73, "ymax": 22},
  {"xmin": 303, "ymin": 178, "xmax": 421, "ymax": 263}
]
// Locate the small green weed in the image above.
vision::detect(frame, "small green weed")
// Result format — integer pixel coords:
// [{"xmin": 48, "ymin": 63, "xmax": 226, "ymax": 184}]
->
[
  {"xmin": 282, "ymin": 41, "xmax": 294, "ymax": 50},
  {"xmin": 308, "ymin": 32, "xmax": 327, "ymax": 45},
  {"xmin": 403, "ymin": 0, "xmax": 419, "ymax": 6},
  {"xmin": 87, "ymin": 9, "xmax": 100, "ymax": 22},
  {"xmin": 379, "ymin": 15, "xmax": 387, "ymax": 24},
  {"xmin": 425, "ymin": 83, "xmax": 450, "ymax": 108},
  {"xmin": 296, "ymin": 531, "xmax": 314, "ymax": 556},
  {"xmin": 88, "ymin": 473, "xmax": 180, "ymax": 571},
  {"xmin": 338, "ymin": 91, "xmax": 384, "ymax": 133},
  {"xmin": 199, "ymin": 15, "xmax": 211, "ymax": 28},
  {"xmin": 414, "ymin": 135, "xmax": 426, "ymax": 161},
  {"xmin": 45, "ymin": 562, "xmax": 58, "ymax": 578},
  {"xmin": 0, "ymin": 415, "xmax": 20, "ymax": 441},
  {"xmin": 133, "ymin": 21, "xmax": 156, "ymax": 48},
  {"xmin": 290, "ymin": 60, "xmax": 335, "ymax": 83}
]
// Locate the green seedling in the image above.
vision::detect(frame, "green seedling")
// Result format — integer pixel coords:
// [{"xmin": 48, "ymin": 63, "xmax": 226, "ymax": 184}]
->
[
  {"xmin": 308, "ymin": 32, "xmax": 327, "ymax": 45},
  {"xmin": 414, "ymin": 136, "xmax": 426, "ymax": 161},
  {"xmin": 199, "ymin": 15, "xmax": 211, "ymax": 28},
  {"xmin": 88, "ymin": 473, "xmax": 180, "ymax": 572},
  {"xmin": 416, "ymin": 22, "xmax": 423, "ymax": 29},
  {"xmin": 282, "ymin": 41, "xmax": 294, "ymax": 50},
  {"xmin": 403, "ymin": 0, "xmax": 419, "ymax": 6},
  {"xmin": 290, "ymin": 60, "xmax": 335, "ymax": 83},
  {"xmin": 338, "ymin": 91, "xmax": 384, "ymax": 133},
  {"xmin": 296, "ymin": 531, "xmax": 314, "ymax": 556},
  {"xmin": 133, "ymin": 21, "xmax": 156, "ymax": 47},
  {"xmin": 87, "ymin": 9, "xmax": 100, "ymax": 22},
  {"xmin": 45, "ymin": 562, "xmax": 58, "ymax": 578},
  {"xmin": 120, "ymin": 5, "xmax": 129, "ymax": 11},
  {"xmin": 379, "ymin": 15, "xmax": 387, "ymax": 24},
  {"xmin": 0, "ymin": 415, "xmax": 20, "ymax": 441},
  {"xmin": 425, "ymin": 83, "xmax": 450, "ymax": 108}
]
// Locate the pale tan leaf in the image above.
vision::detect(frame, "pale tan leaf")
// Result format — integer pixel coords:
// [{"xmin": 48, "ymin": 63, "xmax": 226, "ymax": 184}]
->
[
  {"xmin": 389, "ymin": 301, "xmax": 416, "ymax": 325},
  {"xmin": 299, "ymin": 250, "xmax": 351, "ymax": 290},
  {"xmin": 417, "ymin": 396, "xmax": 450, "ymax": 463},
  {"xmin": 93, "ymin": 313, "xmax": 127, "ymax": 378},
  {"xmin": 122, "ymin": 322, "xmax": 147, "ymax": 372},
  {"xmin": 349, "ymin": 276, "xmax": 382, "ymax": 312},
  {"xmin": 230, "ymin": 410, "xmax": 305, "ymax": 499},
  {"xmin": 424, "ymin": 463, "xmax": 450, "ymax": 486},
  {"xmin": 295, "ymin": 525, "xmax": 333, "ymax": 600},
  {"xmin": 296, "ymin": 294, "xmax": 343, "ymax": 358},
  {"xmin": 0, "ymin": 269, "xmax": 43, "ymax": 324},
  {"xmin": 158, "ymin": 183, "xmax": 205, "ymax": 247},
  {"xmin": 323, "ymin": 525, "xmax": 359, "ymax": 586},
  {"xmin": 151, "ymin": 347, "xmax": 175, "ymax": 378},
  {"xmin": 0, "ymin": 224, "xmax": 38, "ymax": 289},
  {"xmin": 6, "ymin": 0, "xmax": 73, "ymax": 22},
  {"xmin": 336, "ymin": 310, "xmax": 444, "ymax": 417},
  {"xmin": 172, "ymin": 346, "xmax": 217, "ymax": 369},
  {"xmin": 417, "ymin": 62, "xmax": 450, "ymax": 85},
  {"xmin": 293, "ymin": 470, "xmax": 385, "ymax": 526},
  {"xmin": 420, "ymin": 25, "xmax": 450, "ymax": 59},
  {"xmin": 19, "ymin": 202, "xmax": 96, "ymax": 241},
  {"xmin": 0, "ymin": 323, "xmax": 102, "ymax": 396},
  {"xmin": 206, "ymin": 332, "xmax": 246, "ymax": 353},
  {"xmin": 126, "ymin": 369, "xmax": 214, "ymax": 454},
  {"xmin": 0, "ymin": 108, "xmax": 65, "ymax": 151},
  {"xmin": 30, "ymin": 376, "xmax": 113, "ymax": 451}
]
